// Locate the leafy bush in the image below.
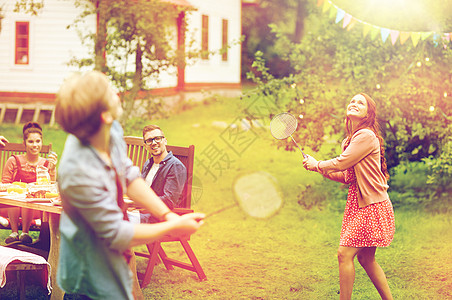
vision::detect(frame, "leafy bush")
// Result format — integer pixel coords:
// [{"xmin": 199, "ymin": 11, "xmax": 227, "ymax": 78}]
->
[
  {"xmin": 297, "ymin": 158, "xmax": 451, "ymax": 214},
  {"xmin": 389, "ymin": 160, "xmax": 452, "ymax": 213},
  {"xmin": 243, "ymin": 1, "xmax": 452, "ymax": 173},
  {"xmin": 243, "ymin": 4, "xmax": 452, "ymax": 213},
  {"xmin": 423, "ymin": 137, "xmax": 452, "ymax": 186}
]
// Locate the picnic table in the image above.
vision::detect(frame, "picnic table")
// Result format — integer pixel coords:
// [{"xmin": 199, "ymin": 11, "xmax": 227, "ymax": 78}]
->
[{"xmin": 0, "ymin": 194, "xmax": 63, "ymax": 300}]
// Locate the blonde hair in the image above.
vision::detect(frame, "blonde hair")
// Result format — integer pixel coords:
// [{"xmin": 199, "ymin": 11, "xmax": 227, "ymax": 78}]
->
[{"xmin": 55, "ymin": 71, "xmax": 113, "ymax": 141}]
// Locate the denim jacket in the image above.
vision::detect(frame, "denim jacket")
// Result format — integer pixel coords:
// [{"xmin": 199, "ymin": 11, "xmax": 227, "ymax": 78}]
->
[{"xmin": 141, "ymin": 151, "xmax": 187, "ymax": 209}]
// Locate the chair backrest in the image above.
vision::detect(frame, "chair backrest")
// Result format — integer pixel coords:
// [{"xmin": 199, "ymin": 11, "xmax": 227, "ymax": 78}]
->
[
  {"xmin": 0, "ymin": 143, "xmax": 52, "ymax": 177},
  {"xmin": 124, "ymin": 136, "xmax": 194, "ymax": 209}
]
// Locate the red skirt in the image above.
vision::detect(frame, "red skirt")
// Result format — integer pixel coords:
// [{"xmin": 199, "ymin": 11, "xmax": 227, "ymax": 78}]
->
[{"xmin": 340, "ymin": 170, "xmax": 395, "ymax": 248}]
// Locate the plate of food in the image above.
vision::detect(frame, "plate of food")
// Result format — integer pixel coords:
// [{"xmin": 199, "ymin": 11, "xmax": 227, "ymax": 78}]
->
[
  {"xmin": 0, "ymin": 183, "xmax": 12, "ymax": 193},
  {"xmin": 25, "ymin": 198, "xmax": 52, "ymax": 203},
  {"xmin": 49, "ymin": 197, "xmax": 62, "ymax": 206},
  {"xmin": 6, "ymin": 193, "xmax": 27, "ymax": 200}
]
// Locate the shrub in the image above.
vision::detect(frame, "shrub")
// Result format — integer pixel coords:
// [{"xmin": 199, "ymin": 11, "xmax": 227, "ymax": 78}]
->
[
  {"xmin": 389, "ymin": 160, "xmax": 452, "ymax": 213},
  {"xmin": 297, "ymin": 159, "xmax": 451, "ymax": 214}
]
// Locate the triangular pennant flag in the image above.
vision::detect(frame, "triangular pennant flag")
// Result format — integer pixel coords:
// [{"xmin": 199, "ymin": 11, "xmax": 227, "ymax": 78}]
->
[
  {"xmin": 315, "ymin": 1, "xmax": 452, "ymax": 48},
  {"xmin": 346, "ymin": 18, "xmax": 357, "ymax": 31},
  {"xmin": 370, "ymin": 26, "xmax": 380, "ymax": 40},
  {"xmin": 322, "ymin": 0, "xmax": 332, "ymax": 13},
  {"xmin": 362, "ymin": 23, "xmax": 372, "ymax": 37},
  {"xmin": 433, "ymin": 33, "xmax": 440, "ymax": 47},
  {"xmin": 411, "ymin": 32, "xmax": 421, "ymax": 47},
  {"xmin": 390, "ymin": 30, "xmax": 400, "ymax": 45},
  {"xmin": 400, "ymin": 32, "xmax": 410, "ymax": 44},
  {"xmin": 335, "ymin": 8, "xmax": 345, "ymax": 23},
  {"xmin": 381, "ymin": 28, "xmax": 390, "ymax": 43},
  {"xmin": 342, "ymin": 14, "xmax": 352, "ymax": 28},
  {"xmin": 421, "ymin": 32, "xmax": 432, "ymax": 40},
  {"xmin": 328, "ymin": 4, "xmax": 337, "ymax": 19},
  {"xmin": 442, "ymin": 34, "xmax": 450, "ymax": 49}
]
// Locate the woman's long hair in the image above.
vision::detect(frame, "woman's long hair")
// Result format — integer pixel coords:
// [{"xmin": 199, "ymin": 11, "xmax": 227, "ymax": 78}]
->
[{"xmin": 344, "ymin": 93, "xmax": 389, "ymax": 180}]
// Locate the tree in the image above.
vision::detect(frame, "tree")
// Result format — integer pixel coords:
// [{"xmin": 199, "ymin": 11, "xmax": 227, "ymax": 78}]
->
[
  {"xmin": 13, "ymin": 0, "xmax": 44, "ymax": 15},
  {"xmin": 68, "ymin": 0, "xmax": 198, "ymax": 122},
  {"xmin": 243, "ymin": 0, "xmax": 452, "ymax": 173},
  {"xmin": 242, "ymin": 0, "xmax": 309, "ymax": 79},
  {"xmin": 0, "ymin": 0, "xmax": 44, "ymax": 32}
]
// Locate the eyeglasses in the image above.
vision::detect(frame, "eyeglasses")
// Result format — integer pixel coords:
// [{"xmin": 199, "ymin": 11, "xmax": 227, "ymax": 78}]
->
[{"xmin": 144, "ymin": 136, "xmax": 164, "ymax": 145}]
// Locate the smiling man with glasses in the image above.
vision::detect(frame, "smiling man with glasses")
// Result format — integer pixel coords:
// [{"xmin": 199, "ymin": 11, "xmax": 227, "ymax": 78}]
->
[{"xmin": 139, "ymin": 125, "xmax": 187, "ymax": 223}]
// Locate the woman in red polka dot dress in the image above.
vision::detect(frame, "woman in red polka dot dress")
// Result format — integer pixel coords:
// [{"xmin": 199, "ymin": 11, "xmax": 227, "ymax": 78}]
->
[{"xmin": 303, "ymin": 93, "xmax": 395, "ymax": 300}]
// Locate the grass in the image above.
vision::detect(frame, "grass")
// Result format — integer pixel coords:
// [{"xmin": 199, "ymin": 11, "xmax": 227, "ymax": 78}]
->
[{"xmin": 1, "ymin": 95, "xmax": 451, "ymax": 299}]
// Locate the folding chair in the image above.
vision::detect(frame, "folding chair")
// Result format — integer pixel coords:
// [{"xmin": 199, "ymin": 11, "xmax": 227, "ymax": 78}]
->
[{"xmin": 124, "ymin": 136, "xmax": 206, "ymax": 288}]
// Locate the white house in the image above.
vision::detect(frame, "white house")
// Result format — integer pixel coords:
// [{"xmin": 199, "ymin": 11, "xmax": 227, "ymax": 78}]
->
[{"xmin": 0, "ymin": 0, "xmax": 242, "ymax": 121}]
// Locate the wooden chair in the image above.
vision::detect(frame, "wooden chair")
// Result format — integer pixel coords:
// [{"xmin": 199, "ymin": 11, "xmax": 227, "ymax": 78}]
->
[
  {"xmin": 0, "ymin": 142, "xmax": 53, "ymax": 259},
  {"xmin": 0, "ymin": 142, "xmax": 52, "ymax": 176},
  {"xmin": 124, "ymin": 136, "xmax": 206, "ymax": 288}
]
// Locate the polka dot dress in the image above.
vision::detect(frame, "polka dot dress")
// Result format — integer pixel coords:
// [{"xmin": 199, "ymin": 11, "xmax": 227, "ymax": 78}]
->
[{"xmin": 340, "ymin": 168, "xmax": 395, "ymax": 247}]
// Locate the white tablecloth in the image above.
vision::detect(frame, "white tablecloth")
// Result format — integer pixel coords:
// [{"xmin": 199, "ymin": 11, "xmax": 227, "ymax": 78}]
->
[{"xmin": 0, "ymin": 245, "xmax": 51, "ymax": 294}]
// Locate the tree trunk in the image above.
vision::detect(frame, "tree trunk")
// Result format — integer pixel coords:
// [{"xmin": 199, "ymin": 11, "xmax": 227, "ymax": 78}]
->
[
  {"xmin": 94, "ymin": 0, "xmax": 107, "ymax": 72},
  {"xmin": 293, "ymin": 0, "xmax": 307, "ymax": 42},
  {"xmin": 121, "ymin": 44, "xmax": 143, "ymax": 123}
]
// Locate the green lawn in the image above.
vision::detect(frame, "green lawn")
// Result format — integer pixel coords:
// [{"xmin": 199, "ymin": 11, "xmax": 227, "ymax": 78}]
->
[{"xmin": 1, "ymin": 95, "xmax": 451, "ymax": 299}]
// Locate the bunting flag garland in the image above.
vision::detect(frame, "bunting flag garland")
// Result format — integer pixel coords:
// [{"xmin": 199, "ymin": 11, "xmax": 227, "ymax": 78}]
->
[
  {"xmin": 316, "ymin": 0, "xmax": 452, "ymax": 47},
  {"xmin": 380, "ymin": 28, "xmax": 390, "ymax": 43},
  {"xmin": 335, "ymin": 8, "xmax": 345, "ymax": 23},
  {"xmin": 322, "ymin": 0, "xmax": 332, "ymax": 13},
  {"xmin": 362, "ymin": 23, "xmax": 372, "ymax": 37},
  {"xmin": 346, "ymin": 18, "xmax": 357, "ymax": 31},
  {"xmin": 390, "ymin": 30, "xmax": 399, "ymax": 45},
  {"xmin": 400, "ymin": 32, "xmax": 411, "ymax": 45},
  {"xmin": 411, "ymin": 32, "xmax": 421, "ymax": 47},
  {"xmin": 342, "ymin": 14, "xmax": 352, "ymax": 28}
]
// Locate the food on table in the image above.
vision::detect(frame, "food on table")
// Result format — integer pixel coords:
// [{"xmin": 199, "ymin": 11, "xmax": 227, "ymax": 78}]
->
[
  {"xmin": 0, "ymin": 184, "xmax": 10, "ymax": 192},
  {"xmin": 7, "ymin": 186, "xmax": 27, "ymax": 194},
  {"xmin": 45, "ymin": 192, "xmax": 59, "ymax": 198},
  {"xmin": 36, "ymin": 165, "xmax": 50, "ymax": 185},
  {"xmin": 26, "ymin": 183, "xmax": 58, "ymax": 198},
  {"xmin": 26, "ymin": 190, "xmax": 47, "ymax": 198},
  {"xmin": 4, "ymin": 181, "xmax": 58, "ymax": 198},
  {"xmin": 36, "ymin": 177, "xmax": 50, "ymax": 185},
  {"xmin": 12, "ymin": 182, "xmax": 27, "ymax": 188}
]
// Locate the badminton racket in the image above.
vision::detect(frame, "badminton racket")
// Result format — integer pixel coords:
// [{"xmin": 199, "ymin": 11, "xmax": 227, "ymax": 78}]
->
[
  {"xmin": 205, "ymin": 171, "xmax": 283, "ymax": 219},
  {"xmin": 270, "ymin": 112, "xmax": 307, "ymax": 159}
]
